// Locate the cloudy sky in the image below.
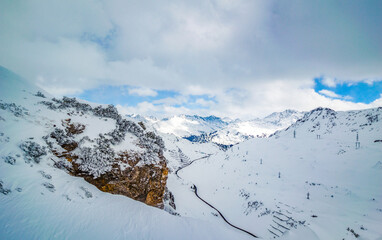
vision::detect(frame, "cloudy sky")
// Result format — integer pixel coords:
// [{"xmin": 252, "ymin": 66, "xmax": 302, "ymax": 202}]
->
[{"xmin": 1, "ymin": 0, "xmax": 381, "ymax": 119}]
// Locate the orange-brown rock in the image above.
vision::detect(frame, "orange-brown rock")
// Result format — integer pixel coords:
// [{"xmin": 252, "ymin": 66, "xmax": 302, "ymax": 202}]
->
[
  {"xmin": 84, "ymin": 155, "xmax": 168, "ymax": 208},
  {"xmin": 62, "ymin": 118, "xmax": 85, "ymax": 135},
  {"xmin": 138, "ymin": 121, "xmax": 146, "ymax": 130},
  {"xmin": 49, "ymin": 130, "xmax": 168, "ymax": 208}
]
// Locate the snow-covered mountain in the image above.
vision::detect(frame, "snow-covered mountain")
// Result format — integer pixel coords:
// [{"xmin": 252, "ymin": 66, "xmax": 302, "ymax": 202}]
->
[
  {"xmin": 210, "ymin": 110, "xmax": 304, "ymax": 145},
  {"xmin": 263, "ymin": 109, "xmax": 305, "ymax": 127},
  {"xmin": 1, "ymin": 66, "xmax": 382, "ymax": 240},
  {"xmin": 153, "ymin": 114, "xmax": 228, "ymax": 137},
  {"xmin": 272, "ymin": 107, "xmax": 381, "ymax": 142},
  {"xmin": 173, "ymin": 107, "xmax": 382, "ymax": 240},
  {"xmin": 145, "ymin": 110, "xmax": 304, "ymax": 146},
  {"xmin": 0, "ymin": 66, "xmax": 252, "ymax": 240}
]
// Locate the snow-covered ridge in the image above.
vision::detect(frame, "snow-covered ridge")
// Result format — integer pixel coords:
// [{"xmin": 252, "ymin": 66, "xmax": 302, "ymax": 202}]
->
[
  {"xmin": 147, "ymin": 110, "xmax": 304, "ymax": 146},
  {"xmin": 273, "ymin": 106, "xmax": 382, "ymax": 143}
]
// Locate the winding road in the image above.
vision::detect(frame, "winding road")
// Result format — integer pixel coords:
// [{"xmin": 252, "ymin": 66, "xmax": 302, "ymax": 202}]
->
[
  {"xmin": 176, "ymin": 155, "xmax": 259, "ymax": 239},
  {"xmin": 175, "ymin": 154, "xmax": 212, "ymax": 178}
]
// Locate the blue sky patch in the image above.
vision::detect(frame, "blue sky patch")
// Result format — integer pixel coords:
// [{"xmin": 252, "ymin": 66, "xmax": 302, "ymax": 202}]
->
[
  {"xmin": 74, "ymin": 85, "xmax": 215, "ymax": 109},
  {"xmin": 81, "ymin": 27, "xmax": 118, "ymax": 50},
  {"xmin": 314, "ymin": 77, "xmax": 382, "ymax": 103},
  {"xmin": 183, "ymin": 95, "xmax": 217, "ymax": 110},
  {"xmin": 75, "ymin": 85, "xmax": 175, "ymax": 106}
]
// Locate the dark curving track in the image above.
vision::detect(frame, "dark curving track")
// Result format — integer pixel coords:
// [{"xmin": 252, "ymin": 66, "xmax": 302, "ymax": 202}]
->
[
  {"xmin": 192, "ymin": 185, "xmax": 259, "ymax": 238},
  {"xmin": 175, "ymin": 154, "xmax": 212, "ymax": 178},
  {"xmin": 175, "ymin": 155, "xmax": 259, "ymax": 238}
]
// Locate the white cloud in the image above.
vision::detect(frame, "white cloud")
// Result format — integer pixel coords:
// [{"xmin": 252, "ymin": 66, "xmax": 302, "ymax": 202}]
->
[
  {"xmin": 208, "ymin": 80, "xmax": 381, "ymax": 119},
  {"xmin": 318, "ymin": 89, "xmax": 353, "ymax": 101},
  {"xmin": 117, "ymin": 102, "xmax": 197, "ymax": 117},
  {"xmin": 0, "ymin": 1, "xmax": 381, "ymax": 117},
  {"xmin": 318, "ymin": 89, "xmax": 342, "ymax": 98},
  {"xmin": 195, "ymin": 98, "xmax": 215, "ymax": 107},
  {"xmin": 163, "ymin": 4, "xmax": 232, "ymax": 51},
  {"xmin": 128, "ymin": 87, "xmax": 157, "ymax": 97},
  {"xmin": 152, "ymin": 95, "xmax": 188, "ymax": 105},
  {"xmin": 118, "ymin": 80, "xmax": 381, "ymax": 119},
  {"xmin": 321, "ymin": 78, "xmax": 337, "ymax": 87}
]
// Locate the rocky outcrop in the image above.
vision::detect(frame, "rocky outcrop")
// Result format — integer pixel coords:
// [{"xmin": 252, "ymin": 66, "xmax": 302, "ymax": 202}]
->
[
  {"xmin": 72, "ymin": 151, "xmax": 168, "ymax": 208},
  {"xmin": 47, "ymin": 120, "xmax": 168, "ymax": 208},
  {"xmin": 87, "ymin": 151, "xmax": 168, "ymax": 208},
  {"xmin": 41, "ymin": 97, "xmax": 171, "ymax": 208},
  {"xmin": 20, "ymin": 141, "xmax": 47, "ymax": 163}
]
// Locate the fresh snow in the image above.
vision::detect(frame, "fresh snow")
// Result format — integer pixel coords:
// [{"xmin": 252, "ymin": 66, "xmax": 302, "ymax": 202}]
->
[
  {"xmin": 168, "ymin": 107, "xmax": 382, "ymax": 240},
  {"xmin": 145, "ymin": 110, "xmax": 304, "ymax": 146},
  {"xmin": 0, "ymin": 67, "xmax": 253, "ymax": 240},
  {"xmin": 1, "ymin": 66, "xmax": 382, "ymax": 240}
]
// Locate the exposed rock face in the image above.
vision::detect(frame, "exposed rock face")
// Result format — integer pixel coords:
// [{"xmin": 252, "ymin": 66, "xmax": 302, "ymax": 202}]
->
[
  {"xmin": 85, "ymin": 152, "xmax": 168, "ymax": 208},
  {"xmin": 41, "ymin": 97, "xmax": 171, "ymax": 209},
  {"xmin": 62, "ymin": 118, "xmax": 85, "ymax": 136},
  {"xmin": 48, "ymin": 122, "xmax": 168, "ymax": 208}
]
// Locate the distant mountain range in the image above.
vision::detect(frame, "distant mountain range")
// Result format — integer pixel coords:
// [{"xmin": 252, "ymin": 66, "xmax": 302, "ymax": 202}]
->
[
  {"xmin": 2, "ymin": 65, "xmax": 382, "ymax": 239},
  {"xmin": 127, "ymin": 110, "xmax": 305, "ymax": 146}
]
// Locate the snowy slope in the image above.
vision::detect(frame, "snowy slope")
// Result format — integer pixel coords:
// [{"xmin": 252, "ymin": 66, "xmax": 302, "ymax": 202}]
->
[
  {"xmin": 2, "ymin": 65, "xmax": 381, "ymax": 240},
  {"xmin": 170, "ymin": 107, "xmax": 382, "ymax": 239},
  {"xmin": 0, "ymin": 66, "xmax": 253, "ymax": 240}
]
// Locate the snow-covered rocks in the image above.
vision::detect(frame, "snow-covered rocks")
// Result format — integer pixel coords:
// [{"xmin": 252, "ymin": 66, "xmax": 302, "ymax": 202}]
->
[
  {"xmin": 19, "ymin": 141, "xmax": 47, "ymax": 163},
  {"xmin": 0, "ymin": 180, "xmax": 11, "ymax": 195},
  {"xmin": 38, "ymin": 95, "xmax": 171, "ymax": 208},
  {"xmin": 3, "ymin": 155, "xmax": 16, "ymax": 165},
  {"xmin": 42, "ymin": 182, "xmax": 56, "ymax": 192},
  {"xmin": 0, "ymin": 102, "xmax": 28, "ymax": 117}
]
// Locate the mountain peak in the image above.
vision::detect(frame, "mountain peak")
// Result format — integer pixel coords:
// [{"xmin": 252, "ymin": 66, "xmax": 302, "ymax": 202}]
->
[{"xmin": 310, "ymin": 107, "xmax": 336, "ymax": 113}]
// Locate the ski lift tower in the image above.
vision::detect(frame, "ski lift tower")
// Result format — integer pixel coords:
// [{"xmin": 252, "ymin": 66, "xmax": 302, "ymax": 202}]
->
[{"xmin": 356, "ymin": 132, "xmax": 360, "ymax": 149}]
